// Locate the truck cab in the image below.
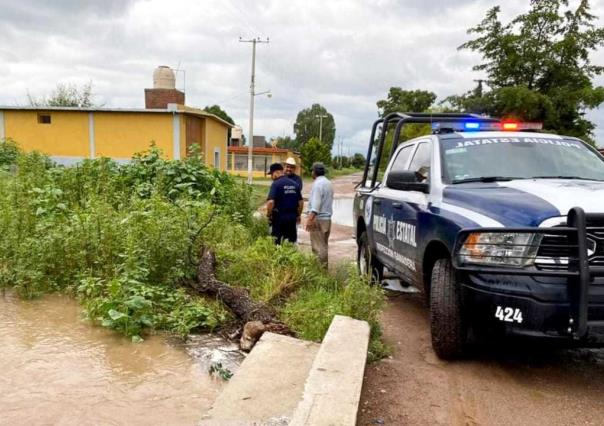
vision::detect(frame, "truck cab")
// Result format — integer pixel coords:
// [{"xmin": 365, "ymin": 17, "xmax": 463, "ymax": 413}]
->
[{"xmin": 354, "ymin": 113, "xmax": 604, "ymax": 359}]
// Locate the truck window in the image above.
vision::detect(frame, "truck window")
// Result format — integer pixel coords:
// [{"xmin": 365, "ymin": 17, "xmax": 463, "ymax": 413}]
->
[
  {"xmin": 441, "ymin": 137, "xmax": 604, "ymax": 183},
  {"xmin": 409, "ymin": 143, "xmax": 430, "ymax": 182},
  {"xmin": 389, "ymin": 145, "xmax": 415, "ymax": 174},
  {"xmin": 364, "ymin": 131, "xmax": 381, "ymax": 188}
]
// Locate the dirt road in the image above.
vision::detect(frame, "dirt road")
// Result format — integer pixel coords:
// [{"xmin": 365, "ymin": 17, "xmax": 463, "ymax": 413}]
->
[{"xmin": 309, "ymin": 173, "xmax": 604, "ymax": 426}]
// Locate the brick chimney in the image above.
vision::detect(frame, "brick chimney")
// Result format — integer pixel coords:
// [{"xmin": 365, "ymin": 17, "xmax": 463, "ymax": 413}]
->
[{"xmin": 145, "ymin": 66, "xmax": 185, "ymax": 109}]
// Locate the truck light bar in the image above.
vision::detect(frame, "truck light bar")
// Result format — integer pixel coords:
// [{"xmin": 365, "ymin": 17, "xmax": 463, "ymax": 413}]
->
[{"xmin": 432, "ymin": 121, "xmax": 543, "ymax": 133}]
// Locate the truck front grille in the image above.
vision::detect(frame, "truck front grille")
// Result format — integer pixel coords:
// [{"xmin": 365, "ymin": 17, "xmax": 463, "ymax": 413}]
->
[{"xmin": 536, "ymin": 220, "xmax": 604, "ymax": 271}]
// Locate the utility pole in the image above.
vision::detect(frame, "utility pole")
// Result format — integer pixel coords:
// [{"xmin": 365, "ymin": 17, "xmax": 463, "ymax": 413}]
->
[
  {"xmin": 315, "ymin": 113, "xmax": 328, "ymax": 143},
  {"xmin": 473, "ymin": 79, "xmax": 487, "ymax": 97},
  {"xmin": 240, "ymin": 37, "xmax": 269, "ymax": 184}
]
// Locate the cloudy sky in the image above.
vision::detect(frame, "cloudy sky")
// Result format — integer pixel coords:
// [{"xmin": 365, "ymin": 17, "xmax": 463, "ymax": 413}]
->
[{"xmin": 0, "ymin": 0, "xmax": 603, "ymax": 154}]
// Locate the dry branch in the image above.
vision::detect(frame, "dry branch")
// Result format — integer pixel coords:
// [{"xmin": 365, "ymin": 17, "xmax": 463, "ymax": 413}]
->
[{"xmin": 186, "ymin": 247, "xmax": 294, "ymax": 350}]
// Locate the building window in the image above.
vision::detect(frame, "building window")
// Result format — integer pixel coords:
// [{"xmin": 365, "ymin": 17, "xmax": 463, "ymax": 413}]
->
[
  {"xmin": 234, "ymin": 154, "xmax": 248, "ymax": 171},
  {"xmin": 214, "ymin": 149, "xmax": 220, "ymax": 169},
  {"xmin": 253, "ymin": 155, "xmax": 272, "ymax": 172},
  {"xmin": 38, "ymin": 114, "xmax": 51, "ymax": 124}
]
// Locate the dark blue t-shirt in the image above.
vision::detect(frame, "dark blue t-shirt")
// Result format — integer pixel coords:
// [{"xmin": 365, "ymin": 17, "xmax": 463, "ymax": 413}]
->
[
  {"xmin": 268, "ymin": 176, "xmax": 302, "ymax": 223},
  {"xmin": 286, "ymin": 173, "xmax": 303, "ymax": 191}
]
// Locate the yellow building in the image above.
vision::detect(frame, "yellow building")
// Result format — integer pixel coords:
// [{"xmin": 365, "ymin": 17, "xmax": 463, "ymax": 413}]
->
[
  {"xmin": 227, "ymin": 146, "xmax": 302, "ymax": 178},
  {"xmin": 0, "ymin": 105, "xmax": 232, "ymax": 169},
  {"xmin": 0, "ymin": 66, "xmax": 232, "ymax": 169}
]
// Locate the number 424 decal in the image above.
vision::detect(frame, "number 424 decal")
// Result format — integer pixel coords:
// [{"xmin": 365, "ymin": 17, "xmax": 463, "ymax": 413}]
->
[{"xmin": 495, "ymin": 306, "xmax": 523, "ymax": 324}]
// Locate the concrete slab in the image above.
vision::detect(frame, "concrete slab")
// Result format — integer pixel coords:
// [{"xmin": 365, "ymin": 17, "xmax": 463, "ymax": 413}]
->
[
  {"xmin": 290, "ymin": 315, "xmax": 370, "ymax": 426},
  {"xmin": 200, "ymin": 332, "xmax": 319, "ymax": 425}
]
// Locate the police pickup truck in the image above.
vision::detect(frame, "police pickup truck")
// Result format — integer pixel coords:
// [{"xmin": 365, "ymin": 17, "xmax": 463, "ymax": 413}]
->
[{"xmin": 354, "ymin": 113, "xmax": 604, "ymax": 359}]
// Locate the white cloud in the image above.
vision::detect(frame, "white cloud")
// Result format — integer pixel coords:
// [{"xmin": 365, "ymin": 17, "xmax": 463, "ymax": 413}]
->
[{"xmin": 0, "ymin": 0, "xmax": 602, "ymax": 154}]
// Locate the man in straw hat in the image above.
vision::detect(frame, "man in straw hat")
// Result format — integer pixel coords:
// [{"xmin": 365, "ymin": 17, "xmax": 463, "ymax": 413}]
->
[{"xmin": 284, "ymin": 157, "xmax": 303, "ymax": 191}]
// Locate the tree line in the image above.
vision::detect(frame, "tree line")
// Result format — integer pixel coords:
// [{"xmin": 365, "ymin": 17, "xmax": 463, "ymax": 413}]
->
[{"xmin": 27, "ymin": 0, "xmax": 604, "ymax": 169}]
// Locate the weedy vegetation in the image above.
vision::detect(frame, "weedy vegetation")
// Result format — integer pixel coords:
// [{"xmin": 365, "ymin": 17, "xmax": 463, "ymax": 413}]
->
[{"xmin": 0, "ymin": 140, "xmax": 386, "ymax": 359}]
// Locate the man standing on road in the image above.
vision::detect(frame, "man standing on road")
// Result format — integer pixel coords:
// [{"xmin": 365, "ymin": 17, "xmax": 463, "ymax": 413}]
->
[
  {"xmin": 305, "ymin": 162, "xmax": 334, "ymax": 267},
  {"xmin": 266, "ymin": 163, "xmax": 303, "ymax": 244},
  {"xmin": 284, "ymin": 157, "xmax": 303, "ymax": 192}
]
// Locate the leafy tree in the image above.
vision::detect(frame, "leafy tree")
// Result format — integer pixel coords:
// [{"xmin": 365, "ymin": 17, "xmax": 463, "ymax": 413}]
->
[
  {"xmin": 374, "ymin": 88, "xmax": 436, "ymax": 172},
  {"xmin": 300, "ymin": 137, "xmax": 331, "ymax": 175},
  {"xmin": 293, "ymin": 104, "xmax": 336, "ymax": 148},
  {"xmin": 272, "ymin": 135, "xmax": 299, "ymax": 151},
  {"xmin": 377, "ymin": 88, "xmax": 437, "ymax": 117},
  {"xmin": 351, "ymin": 153, "xmax": 366, "ymax": 169},
  {"xmin": 28, "ymin": 82, "xmax": 98, "ymax": 108},
  {"xmin": 331, "ymin": 155, "xmax": 351, "ymax": 170},
  {"xmin": 203, "ymin": 104, "xmax": 235, "ymax": 125},
  {"xmin": 449, "ymin": 0, "xmax": 604, "ymax": 143}
]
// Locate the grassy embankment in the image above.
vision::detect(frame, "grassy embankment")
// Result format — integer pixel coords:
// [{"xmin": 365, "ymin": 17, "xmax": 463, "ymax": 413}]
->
[{"xmin": 0, "ymin": 141, "xmax": 387, "ymax": 359}]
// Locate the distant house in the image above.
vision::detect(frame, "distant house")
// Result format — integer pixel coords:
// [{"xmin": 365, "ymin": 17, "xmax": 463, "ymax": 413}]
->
[
  {"xmin": 0, "ymin": 66, "xmax": 232, "ymax": 170},
  {"xmin": 253, "ymin": 135, "xmax": 268, "ymax": 147},
  {"xmin": 227, "ymin": 146, "xmax": 302, "ymax": 178}
]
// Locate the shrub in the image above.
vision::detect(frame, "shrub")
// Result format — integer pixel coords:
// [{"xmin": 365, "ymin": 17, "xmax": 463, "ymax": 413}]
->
[{"xmin": 0, "ymin": 144, "xmax": 385, "ymax": 356}]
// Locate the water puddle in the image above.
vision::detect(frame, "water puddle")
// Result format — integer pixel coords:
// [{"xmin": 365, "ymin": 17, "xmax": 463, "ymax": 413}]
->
[
  {"xmin": 331, "ymin": 197, "xmax": 354, "ymax": 227},
  {"xmin": 0, "ymin": 292, "xmax": 223, "ymax": 425}
]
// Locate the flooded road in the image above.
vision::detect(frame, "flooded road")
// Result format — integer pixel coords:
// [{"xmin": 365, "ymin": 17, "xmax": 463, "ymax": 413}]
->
[
  {"xmin": 331, "ymin": 197, "xmax": 354, "ymax": 227},
  {"xmin": 0, "ymin": 292, "xmax": 222, "ymax": 425}
]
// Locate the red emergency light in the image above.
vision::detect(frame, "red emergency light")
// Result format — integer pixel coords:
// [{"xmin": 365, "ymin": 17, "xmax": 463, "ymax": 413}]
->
[{"xmin": 502, "ymin": 122, "xmax": 519, "ymax": 131}]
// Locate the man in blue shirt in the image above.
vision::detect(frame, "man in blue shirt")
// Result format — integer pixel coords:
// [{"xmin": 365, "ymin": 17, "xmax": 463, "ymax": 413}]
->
[
  {"xmin": 284, "ymin": 157, "xmax": 303, "ymax": 191},
  {"xmin": 266, "ymin": 163, "xmax": 304, "ymax": 244},
  {"xmin": 305, "ymin": 162, "xmax": 334, "ymax": 267}
]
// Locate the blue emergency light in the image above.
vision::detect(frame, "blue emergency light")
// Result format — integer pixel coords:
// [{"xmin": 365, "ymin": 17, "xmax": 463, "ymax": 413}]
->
[{"xmin": 432, "ymin": 120, "xmax": 543, "ymax": 133}]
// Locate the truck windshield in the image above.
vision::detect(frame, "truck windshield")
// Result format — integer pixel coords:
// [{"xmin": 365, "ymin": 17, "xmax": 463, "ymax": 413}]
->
[{"xmin": 441, "ymin": 136, "xmax": 604, "ymax": 183}]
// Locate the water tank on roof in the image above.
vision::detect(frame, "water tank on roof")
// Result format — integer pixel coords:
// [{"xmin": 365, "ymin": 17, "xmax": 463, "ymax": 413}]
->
[
  {"xmin": 153, "ymin": 66, "xmax": 176, "ymax": 89},
  {"xmin": 232, "ymin": 126, "xmax": 243, "ymax": 140}
]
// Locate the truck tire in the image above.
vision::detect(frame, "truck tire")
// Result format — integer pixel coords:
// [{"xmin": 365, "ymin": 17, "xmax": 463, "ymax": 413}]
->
[
  {"xmin": 430, "ymin": 257, "xmax": 467, "ymax": 359},
  {"xmin": 357, "ymin": 231, "xmax": 383, "ymax": 284}
]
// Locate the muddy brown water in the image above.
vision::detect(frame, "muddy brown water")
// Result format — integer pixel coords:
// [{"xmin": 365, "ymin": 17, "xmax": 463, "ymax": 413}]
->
[{"xmin": 0, "ymin": 292, "xmax": 223, "ymax": 425}]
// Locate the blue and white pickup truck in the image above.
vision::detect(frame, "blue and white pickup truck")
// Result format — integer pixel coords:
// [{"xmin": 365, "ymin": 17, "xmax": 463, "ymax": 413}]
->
[{"xmin": 354, "ymin": 113, "xmax": 604, "ymax": 359}]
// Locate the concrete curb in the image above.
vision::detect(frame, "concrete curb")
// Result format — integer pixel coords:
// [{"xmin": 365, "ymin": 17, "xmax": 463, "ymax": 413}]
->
[
  {"xmin": 289, "ymin": 315, "xmax": 370, "ymax": 426},
  {"xmin": 199, "ymin": 315, "xmax": 370, "ymax": 425},
  {"xmin": 200, "ymin": 333, "xmax": 319, "ymax": 425}
]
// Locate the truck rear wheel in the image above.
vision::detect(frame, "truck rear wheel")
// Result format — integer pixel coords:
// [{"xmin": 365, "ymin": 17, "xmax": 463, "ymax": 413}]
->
[
  {"xmin": 357, "ymin": 231, "xmax": 383, "ymax": 284},
  {"xmin": 430, "ymin": 258, "xmax": 467, "ymax": 359}
]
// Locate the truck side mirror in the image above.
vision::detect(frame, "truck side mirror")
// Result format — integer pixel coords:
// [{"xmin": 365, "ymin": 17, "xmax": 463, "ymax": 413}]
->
[{"xmin": 386, "ymin": 170, "xmax": 429, "ymax": 193}]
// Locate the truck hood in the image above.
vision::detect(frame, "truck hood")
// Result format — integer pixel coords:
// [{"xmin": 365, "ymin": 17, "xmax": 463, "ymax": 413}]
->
[{"xmin": 441, "ymin": 179, "xmax": 604, "ymax": 227}]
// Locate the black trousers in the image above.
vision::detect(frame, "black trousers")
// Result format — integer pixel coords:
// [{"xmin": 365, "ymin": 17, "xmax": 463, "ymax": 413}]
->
[{"xmin": 271, "ymin": 220, "xmax": 297, "ymax": 244}]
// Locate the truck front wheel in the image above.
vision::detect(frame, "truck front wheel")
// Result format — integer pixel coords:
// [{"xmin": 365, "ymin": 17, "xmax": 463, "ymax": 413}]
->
[
  {"xmin": 357, "ymin": 231, "xmax": 383, "ymax": 284},
  {"xmin": 430, "ymin": 257, "xmax": 467, "ymax": 359}
]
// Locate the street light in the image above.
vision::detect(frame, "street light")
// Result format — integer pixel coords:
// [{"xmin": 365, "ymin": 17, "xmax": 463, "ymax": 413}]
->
[
  {"xmin": 315, "ymin": 114, "xmax": 328, "ymax": 143},
  {"xmin": 245, "ymin": 90, "xmax": 271, "ymax": 182},
  {"xmin": 240, "ymin": 36, "xmax": 269, "ymax": 184}
]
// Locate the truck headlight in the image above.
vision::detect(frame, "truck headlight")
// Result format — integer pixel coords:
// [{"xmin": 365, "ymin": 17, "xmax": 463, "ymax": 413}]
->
[{"xmin": 457, "ymin": 232, "xmax": 542, "ymax": 267}]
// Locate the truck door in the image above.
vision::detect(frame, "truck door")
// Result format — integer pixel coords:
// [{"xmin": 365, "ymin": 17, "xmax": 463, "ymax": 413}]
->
[
  {"xmin": 371, "ymin": 143, "xmax": 416, "ymax": 273},
  {"xmin": 379, "ymin": 141, "xmax": 431, "ymax": 283}
]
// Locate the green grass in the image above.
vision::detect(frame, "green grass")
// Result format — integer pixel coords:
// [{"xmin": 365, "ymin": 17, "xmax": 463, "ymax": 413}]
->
[
  {"xmin": 301, "ymin": 167, "xmax": 362, "ymax": 180},
  {"xmin": 327, "ymin": 167, "xmax": 362, "ymax": 178}
]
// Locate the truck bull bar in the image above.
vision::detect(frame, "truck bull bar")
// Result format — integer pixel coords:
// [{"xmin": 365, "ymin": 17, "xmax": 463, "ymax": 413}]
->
[{"xmin": 453, "ymin": 207, "xmax": 604, "ymax": 339}]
